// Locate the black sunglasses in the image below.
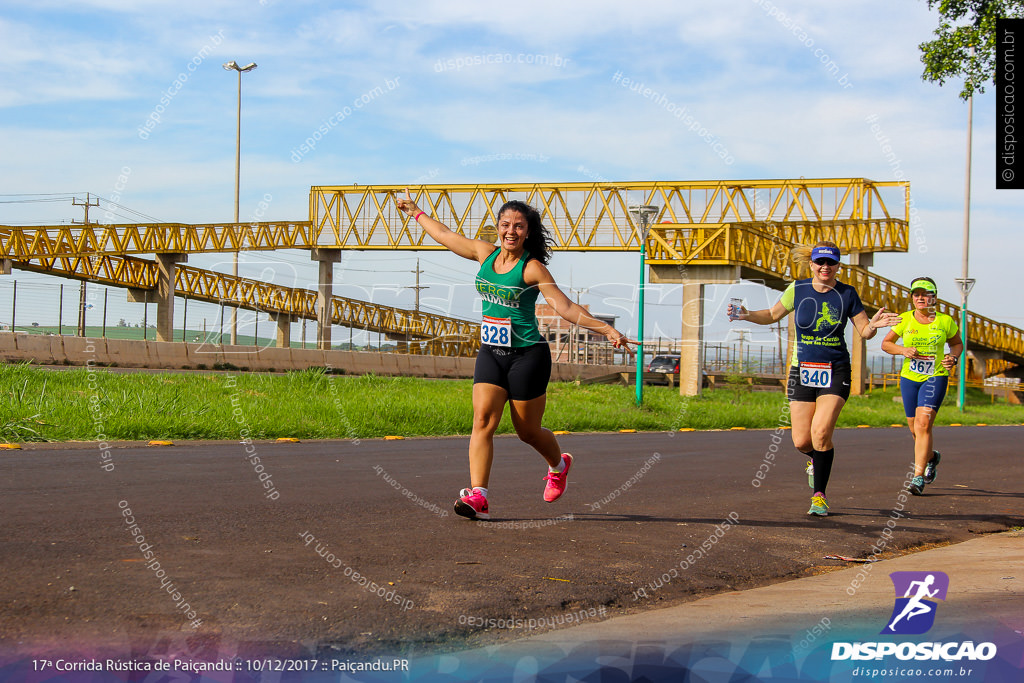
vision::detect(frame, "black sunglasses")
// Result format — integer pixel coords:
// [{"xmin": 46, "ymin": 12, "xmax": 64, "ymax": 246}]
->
[{"xmin": 812, "ymin": 258, "xmax": 838, "ymax": 266}]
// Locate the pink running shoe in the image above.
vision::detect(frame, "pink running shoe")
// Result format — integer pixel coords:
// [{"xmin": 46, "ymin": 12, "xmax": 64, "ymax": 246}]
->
[
  {"xmin": 543, "ymin": 453, "xmax": 573, "ymax": 502},
  {"xmin": 454, "ymin": 489, "xmax": 490, "ymax": 520}
]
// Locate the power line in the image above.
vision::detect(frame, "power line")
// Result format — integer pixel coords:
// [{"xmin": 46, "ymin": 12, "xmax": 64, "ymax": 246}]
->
[
  {"xmin": 97, "ymin": 198, "xmax": 166, "ymax": 223},
  {"xmin": 0, "ymin": 197, "xmax": 78, "ymax": 205},
  {"xmin": 0, "ymin": 192, "xmax": 87, "ymax": 198}
]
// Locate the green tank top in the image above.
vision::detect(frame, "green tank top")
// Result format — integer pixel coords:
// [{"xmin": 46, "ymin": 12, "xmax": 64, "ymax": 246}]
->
[{"xmin": 475, "ymin": 249, "xmax": 542, "ymax": 347}]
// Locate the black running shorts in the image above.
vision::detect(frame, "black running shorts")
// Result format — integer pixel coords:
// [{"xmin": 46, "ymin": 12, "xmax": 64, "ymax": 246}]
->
[
  {"xmin": 474, "ymin": 342, "xmax": 551, "ymax": 401},
  {"xmin": 786, "ymin": 362, "xmax": 852, "ymax": 403}
]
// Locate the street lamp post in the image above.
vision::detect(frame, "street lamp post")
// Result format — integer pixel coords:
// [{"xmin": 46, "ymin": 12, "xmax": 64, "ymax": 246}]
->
[
  {"xmin": 628, "ymin": 204, "xmax": 659, "ymax": 407},
  {"xmin": 223, "ymin": 60, "xmax": 257, "ymax": 345},
  {"xmin": 956, "ymin": 277, "xmax": 975, "ymax": 408},
  {"xmin": 957, "ymin": 58, "xmax": 973, "ymax": 412}
]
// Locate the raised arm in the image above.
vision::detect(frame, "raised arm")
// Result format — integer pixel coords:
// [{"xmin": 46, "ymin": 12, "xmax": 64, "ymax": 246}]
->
[
  {"xmin": 525, "ymin": 260, "xmax": 634, "ymax": 351},
  {"xmin": 396, "ymin": 189, "xmax": 495, "ymax": 263}
]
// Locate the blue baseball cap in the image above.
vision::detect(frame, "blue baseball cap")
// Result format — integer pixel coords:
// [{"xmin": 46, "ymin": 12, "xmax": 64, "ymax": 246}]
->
[{"xmin": 810, "ymin": 245, "xmax": 841, "ymax": 262}]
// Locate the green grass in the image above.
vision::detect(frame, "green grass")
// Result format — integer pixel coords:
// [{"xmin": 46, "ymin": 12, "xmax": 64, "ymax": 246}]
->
[
  {"xmin": 0, "ymin": 363, "xmax": 1020, "ymax": 443},
  {"xmin": 11, "ymin": 327, "xmax": 387, "ymax": 350}
]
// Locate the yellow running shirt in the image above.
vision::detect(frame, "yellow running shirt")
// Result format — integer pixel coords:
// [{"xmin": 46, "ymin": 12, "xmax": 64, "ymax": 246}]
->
[{"xmin": 891, "ymin": 311, "xmax": 959, "ymax": 382}]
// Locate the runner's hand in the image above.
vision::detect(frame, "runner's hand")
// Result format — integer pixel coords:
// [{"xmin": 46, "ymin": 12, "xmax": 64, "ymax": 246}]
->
[
  {"xmin": 727, "ymin": 303, "xmax": 748, "ymax": 320},
  {"xmin": 397, "ymin": 188, "xmax": 419, "ymax": 216},
  {"xmin": 610, "ymin": 331, "xmax": 637, "ymax": 355},
  {"xmin": 870, "ymin": 307, "xmax": 901, "ymax": 329}
]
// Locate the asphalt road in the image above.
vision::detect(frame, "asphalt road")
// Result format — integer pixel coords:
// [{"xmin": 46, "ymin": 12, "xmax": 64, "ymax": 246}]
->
[{"xmin": 1, "ymin": 426, "xmax": 1022, "ymax": 663}]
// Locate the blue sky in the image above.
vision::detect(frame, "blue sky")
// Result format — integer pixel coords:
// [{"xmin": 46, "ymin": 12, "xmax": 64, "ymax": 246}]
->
[{"xmin": 0, "ymin": 0, "xmax": 1016, "ymax": 355}]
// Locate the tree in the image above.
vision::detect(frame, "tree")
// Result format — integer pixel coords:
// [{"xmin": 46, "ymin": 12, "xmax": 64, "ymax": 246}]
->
[{"xmin": 919, "ymin": 0, "xmax": 1024, "ymax": 99}]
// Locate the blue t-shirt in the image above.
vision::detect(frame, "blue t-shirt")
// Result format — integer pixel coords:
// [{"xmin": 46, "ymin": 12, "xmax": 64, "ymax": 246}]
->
[{"xmin": 779, "ymin": 279, "xmax": 865, "ymax": 366}]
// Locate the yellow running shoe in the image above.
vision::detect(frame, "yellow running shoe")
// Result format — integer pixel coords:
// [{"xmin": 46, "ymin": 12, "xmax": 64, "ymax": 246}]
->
[{"xmin": 807, "ymin": 492, "xmax": 829, "ymax": 516}]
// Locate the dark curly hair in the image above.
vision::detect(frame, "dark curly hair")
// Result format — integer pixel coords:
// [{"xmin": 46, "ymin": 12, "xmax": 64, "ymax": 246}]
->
[{"xmin": 498, "ymin": 200, "xmax": 553, "ymax": 265}]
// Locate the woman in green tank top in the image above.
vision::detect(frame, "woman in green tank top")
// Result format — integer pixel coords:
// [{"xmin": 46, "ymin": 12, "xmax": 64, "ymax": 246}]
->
[{"xmin": 397, "ymin": 190, "xmax": 634, "ymax": 520}]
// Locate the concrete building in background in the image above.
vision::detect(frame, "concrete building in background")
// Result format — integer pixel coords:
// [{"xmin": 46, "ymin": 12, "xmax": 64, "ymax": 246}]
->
[{"xmin": 535, "ymin": 302, "xmax": 618, "ymax": 365}]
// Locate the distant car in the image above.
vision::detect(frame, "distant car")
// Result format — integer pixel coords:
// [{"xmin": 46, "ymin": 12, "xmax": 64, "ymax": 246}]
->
[
  {"xmin": 645, "ymin": 354, "xmax": 710, "ymax": 387},
  {"xmin": 648, "ymin": 354, "xmax": 680, "ymax": 374}
]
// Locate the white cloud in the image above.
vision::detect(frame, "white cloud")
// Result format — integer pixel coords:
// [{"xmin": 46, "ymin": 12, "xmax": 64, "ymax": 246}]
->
[{"xmin": 0, "ymin": 0, "xmax": 1016, "ymax": 333}]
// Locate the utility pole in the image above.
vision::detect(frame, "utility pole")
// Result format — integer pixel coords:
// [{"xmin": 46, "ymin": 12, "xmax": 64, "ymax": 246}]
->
[
  {"xmin": 774, "ymin": 320, "xmax": 784, "ymax": 374},
  {"xmin": 404, "ymin": 258, "xmax": 428, "ymax": 312},
  {"xmin": 577, "ymin": 288, "xmax": 585, "ymax": 362},
  {"xmin": 568, "ymin": 287, "xmax": 589, "ymax": 364},
  {"xmin": 730, "ymin": 328, "xmax": 750, "ymax": 372},
  {"xmin": 72, "ymin": 193, "xmax": 99, "ymax": 337},
  {"xmin": 73, "ymin": 192, "xmax": 99, "ymax": 223}
]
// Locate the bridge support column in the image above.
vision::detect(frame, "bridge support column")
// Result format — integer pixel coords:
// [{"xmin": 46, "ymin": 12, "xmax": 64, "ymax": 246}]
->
[
  {"xmin": 1004, "ymin": 365, "xmax": 1024, "ymax": 381},
  {"xmin": 847, "ymin": 252, "xmax": 874, "ymax": 396},
  {"xmin": 850, "ymin": 336, "xmax": 867, "ymax": 396},
  {"xmin": 652, "ymin": 264, "xmax": 739, "ymax": 397},
  {"xmin": 311, "ymin": 249, "xmax": 341, "ymax": 350},
  {"xmin": 1, "ymin": 259, "xmax": 11, "ymax": 275},
  {"xmin": 387, "ymin": 332, "xmax": 415, "ymax": 355},
  {"xmin": 155, "ymin": 253, "xmax": 187, "ymax": 343},
  {"xmin": 272, "ymin": 313, "xmax": 293, "ymax": 348},
  {"xmin": 785, "ymin": 314, "xmax": 796, "ymax": 379},
  {"xmin": 968, "ymin": 349, "xmax": 999, "ymax": 381},
  {"xmin": 680, "ymin": 282, "xmax": 705, "ymax": 397}
]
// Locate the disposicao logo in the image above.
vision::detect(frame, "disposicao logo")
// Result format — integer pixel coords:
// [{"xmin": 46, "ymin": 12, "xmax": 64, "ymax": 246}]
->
[
  {"xmin": 882, "ymin": 571, "xmax": 949, "ymax": 635},
  {"xmin": 831, "ymin": 570, "xmax": 998, "ymax": 662}
]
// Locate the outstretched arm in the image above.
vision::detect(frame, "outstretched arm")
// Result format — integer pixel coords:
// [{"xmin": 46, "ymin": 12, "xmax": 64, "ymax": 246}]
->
[
  {"xmin": 852, "ymin": 308, "xmax": 901, "ymax": 340},
  {"xmin": 396, "ymin": 189, "xmax": 494, "ymax": 263},
  {"xmin": 526, "ymin": 260, "xmax": 634, "ymax": 352},
  {"xmin": 734, "ymin": 301, "xmax": 790, "ymax": 326}
]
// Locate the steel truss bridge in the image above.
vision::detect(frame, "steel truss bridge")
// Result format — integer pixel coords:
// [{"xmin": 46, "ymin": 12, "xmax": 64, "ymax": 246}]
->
[{"xmin": 1, "ymin": 179, "xmax": 1019, "ymax": 379}]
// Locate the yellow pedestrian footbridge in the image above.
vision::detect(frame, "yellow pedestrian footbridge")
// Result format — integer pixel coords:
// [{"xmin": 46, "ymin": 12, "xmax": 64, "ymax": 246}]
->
[{"xmin": 1, "ymin": 178, "xmax": 1019, "ymax": 386}]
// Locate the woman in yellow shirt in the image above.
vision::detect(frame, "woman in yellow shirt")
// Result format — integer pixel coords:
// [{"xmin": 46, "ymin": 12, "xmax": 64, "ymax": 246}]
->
[{"xmin": 880, "ymin": 277, "xmax": 964, "ymax": 495}]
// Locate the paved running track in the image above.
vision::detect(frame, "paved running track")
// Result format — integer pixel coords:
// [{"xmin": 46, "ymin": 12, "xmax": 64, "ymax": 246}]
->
[{"xmin": 1, "ymin": 426, "xmax": 1022, "ymax": 665}]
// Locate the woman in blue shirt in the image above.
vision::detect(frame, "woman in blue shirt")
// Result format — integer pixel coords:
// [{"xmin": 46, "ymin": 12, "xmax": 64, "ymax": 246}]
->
[{"xmin": 730, "ymin": 241, "xmax": 900, "ymax": 516}]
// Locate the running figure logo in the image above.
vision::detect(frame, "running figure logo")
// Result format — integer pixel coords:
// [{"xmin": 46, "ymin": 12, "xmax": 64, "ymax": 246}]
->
[
  {"xmin": 813, "ymin": 302, "xmax": 841, "ymax": 332},
  {"xmin": 881, "ymin": 571, "xmax": 950, "ymax": 635}
]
